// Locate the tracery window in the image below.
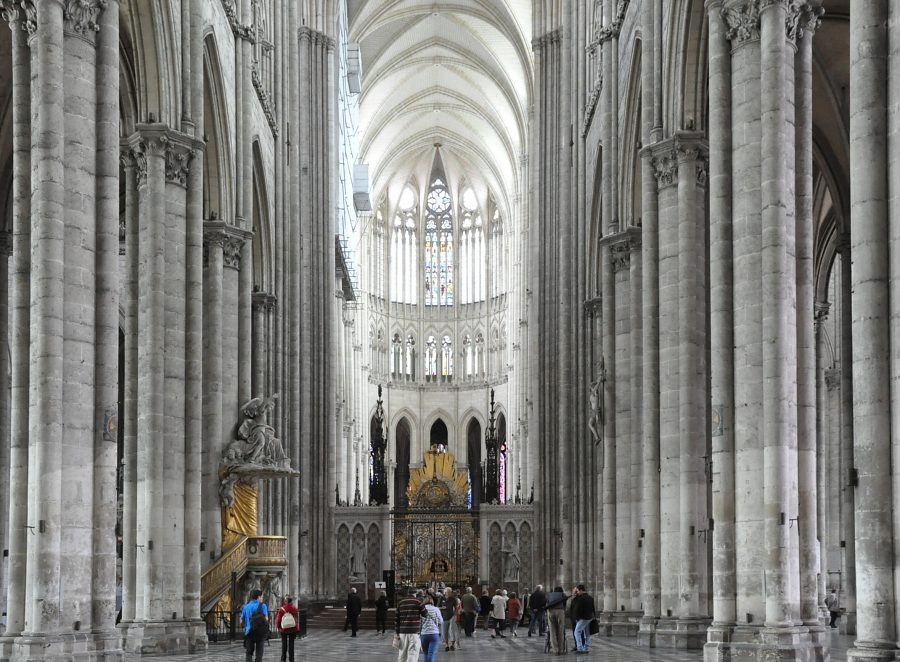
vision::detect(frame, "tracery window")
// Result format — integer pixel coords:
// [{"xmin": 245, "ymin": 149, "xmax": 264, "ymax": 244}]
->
[
  {"xmin": 425, "ymin": 336, "xmax": 437, "ymax": 379},
  {"xmin": 459, "ymin": 188, "xmax": 485, "ymax": 304},
  {"xmin": 424, "ymin": 177, "xmax": 453, "ymax": 306},
  {"xmin": 391, "ymin": 186, "xmax": 417, "ymax": 304}
]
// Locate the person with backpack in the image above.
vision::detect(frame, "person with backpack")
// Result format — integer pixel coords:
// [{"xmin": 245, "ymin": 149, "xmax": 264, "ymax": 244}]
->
[
  {"xmin": 240, "ymin": 589, "xmax": 269, "ymax": 662},
  {"xmin": 275, "ymin": 596, "xmax": 300, "ymax": 662}
]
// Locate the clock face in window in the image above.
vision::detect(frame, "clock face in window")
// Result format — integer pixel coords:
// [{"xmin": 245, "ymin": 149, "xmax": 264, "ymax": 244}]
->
[{"xmin": 428, "ymin": 188, "xmax": 451, "ymax": 213}]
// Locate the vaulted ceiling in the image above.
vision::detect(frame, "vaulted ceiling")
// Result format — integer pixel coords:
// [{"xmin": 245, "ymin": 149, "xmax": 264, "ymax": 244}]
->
[{"xmin": 348, "ymin": 0, "xmax": 532, "ymax": 218}]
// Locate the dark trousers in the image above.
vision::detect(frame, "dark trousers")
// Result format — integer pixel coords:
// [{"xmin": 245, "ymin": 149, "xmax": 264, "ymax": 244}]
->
[
  {"xmin": 279, "ymin": 633, "xmax": 296, "ymax": 662},
  {"xmin": 375, "ymin": 611, "xmax": 387, "ymax": 633},
  {"xmin": 829, "ymin": 611, "xmax": 840, "ymax": 628},
  {"xmin": 528, "ymin": 609, "xmax": 546, "ymax": 635},
  {"xmin": 245, "ymin": 635, "xmax": 264, "ymax": 662},
  {"xmin": 349, "ymin": 613, "xmax": 359, "ymax": 636},
  {"xmin": 462, "ymin": 611, "xmax": 475, "ymax": 636}
]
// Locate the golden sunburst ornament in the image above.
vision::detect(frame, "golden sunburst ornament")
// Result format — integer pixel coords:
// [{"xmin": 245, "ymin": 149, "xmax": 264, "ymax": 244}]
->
[{"xmin": 406, "ymin": 446, "xmax": 469, "ymax": 508}]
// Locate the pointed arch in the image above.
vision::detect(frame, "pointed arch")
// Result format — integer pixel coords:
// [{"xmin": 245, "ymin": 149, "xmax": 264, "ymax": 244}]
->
[
  {"xmin": 466, "ymin": 418, "xmax": 483, "ymax": 507},
  {"xmin": 394, "ymin": 417, "xmax": 412, "ymax": 510},
  {"xmin": 202, "ymin": 33, "xmax": 234, "ymax": 223},
  {"xmin": 251, "ymin": 140, "xmax": 273, "ymax": 293}
]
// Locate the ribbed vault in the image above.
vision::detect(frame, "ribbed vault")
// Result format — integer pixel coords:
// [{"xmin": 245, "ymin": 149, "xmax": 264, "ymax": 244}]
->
[{"xmin": 349, "ymin": 0, "xmax": 532, "ymax": 217}]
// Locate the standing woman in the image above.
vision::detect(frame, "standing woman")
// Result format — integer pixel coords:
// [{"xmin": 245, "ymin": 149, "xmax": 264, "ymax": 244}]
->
[
  {"xmin": 490, "ymin": 589, "xmax": 507, "ymax": 639},
  {"xmin": 275, "ymin": 596, "xmax": 300, "ymax": 662},
  {"xmin": 420, "ymin": 593, "xmax": 444, "ymax": 662},
  {"xmin": 506, "ymin": 592, "xmax": 522, "ymax": 637},
  {"xmin": 375, "ymin": 591, "xmax": 389, "ymax": 636}
]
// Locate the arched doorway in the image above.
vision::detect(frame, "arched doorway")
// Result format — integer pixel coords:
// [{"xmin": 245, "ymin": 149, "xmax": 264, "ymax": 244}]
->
[
  {"xmin": 394, "ymin": 418, "xmax": 411, "ymax": 509},
  {"xmin": 430, "ymin": 418, "xmax": 448, "ymax": 448}
]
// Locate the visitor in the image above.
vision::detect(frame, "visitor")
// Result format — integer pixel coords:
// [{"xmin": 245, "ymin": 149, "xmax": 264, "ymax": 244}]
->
[
  {"xmin": 479, "ymin": 590, "xmax": 492, "ymax": 630},
  {"xmin": 545, "ymin": 586, "xmax": 567, "ymax": 655},
  {"xmin": 521, "ymin": 587, "xmax": 531, "ymax": 628},
  {"xmin": 240, "ymin": 589, "xmax": 269, "ymax": 662},
  {"xmin": 571, "ymin": 585, "xmax": 595, "ymax": 654},
  {"xmin": 506, "ymin": 592, "xmax": 522, "ymax": 636},
  {"xmin": 460, "ymin": 587, "xmax": 478, "ymax": 637},
  {"xmin": 490, "ymin": 589, "xmax": 507, "ymax": 639},
  {"xmin": 825, "ymin": 589, "xmax": 841, "ymax": 629},
  {"xmin": 528, "ymin": 584, "xmax": 547, "ymax": 636},
  {"xmin": 375, "ymin": 590, "xmax": 389, "ymax": 635},
  {"xmin": 275, "ymin": 596, "xmax": 299, "ymax": 662},
  {"xmin": 440, "ymin": 587, "xmax": 460, "ymax": 651},
  {"xmin": 420, "ymin": 593, "xmax": 444, "ymax": 662},
  {"xmin": 394, "ymin": 587, "xmax": 427, "ymax": 662},
  {"xmin": 345, "ymin": 587, "xmax": 362, "ymax": 637}
]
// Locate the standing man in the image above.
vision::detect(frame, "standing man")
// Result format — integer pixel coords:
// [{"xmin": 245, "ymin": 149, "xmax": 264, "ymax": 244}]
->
[
  {"xmin": 528, "ymin": 584, "xmax": 547, "ymax": 637},
  {"xmin": 394, "ymin": 587, "xmax": 427, "ymax": 662},
  {"xmin": 346, "ymin": 587, "xmax": 362, "ymax": 636},
  {"xmin": 546, "ymin": 586, "xmax": 568, "ymax": 655},
  {"xmin": 571, "ymin": 585, "xmax": 595, "ymax": 654},
  {"xmin": 460, "ymin": 587, "xmax": 478, "ymax": 637},
  {"xmin": 240, "ymin": 589, "xmax": 270, "ymax": 662},
  {"xmin": 825, "ymin": 588, "xmax": 841, "ymax": 629}
]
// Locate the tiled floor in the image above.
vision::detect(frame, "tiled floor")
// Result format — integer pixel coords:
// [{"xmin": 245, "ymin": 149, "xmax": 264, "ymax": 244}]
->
[{"xmin": 131, "ymin": 628, "xmax": 854, "ymax": 661}]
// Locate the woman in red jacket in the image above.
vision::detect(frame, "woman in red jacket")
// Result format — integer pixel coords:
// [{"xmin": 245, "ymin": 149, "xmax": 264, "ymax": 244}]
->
[
  {"xmin": 275, "ymin": 596, "xmax": 300, "ymax": 662},
  {"xmin": 507, "ymin": 592, "xmax": 522, "ymax": 637}
]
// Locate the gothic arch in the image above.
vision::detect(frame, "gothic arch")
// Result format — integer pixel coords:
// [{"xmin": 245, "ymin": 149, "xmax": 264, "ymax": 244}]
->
[
  {"xmin": 120, "ymin": 0, "xmax": 180, "ymax": 124},
  {"xmin": 422, "ymin": 409, "xmax": 455, "ymax": 449},
  {"xmin": 665, "ymin": 0, "xmax": 708, "ymax": 132},
  {"xmin": 251, "ymin": 141, "xmax": 274, "ymax": 293},
  {"xmin": 620, "ymin": 40, "xmax": 643, "ymax": 228},
  {"xmin": 202, "ymin": 34, "xmax": 234, "ymax": 223},
  {"xmin": 394, "ymin": 416, "xmax": 412, "ymax": 509}
]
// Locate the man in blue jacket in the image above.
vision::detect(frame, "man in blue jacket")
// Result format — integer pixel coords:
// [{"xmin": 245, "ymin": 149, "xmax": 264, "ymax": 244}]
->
[{"xmin": 241, "ymin": 589, "xmax": 270, "ymax": 662}]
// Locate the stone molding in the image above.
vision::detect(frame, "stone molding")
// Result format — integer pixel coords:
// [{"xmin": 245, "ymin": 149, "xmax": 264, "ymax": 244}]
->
[
  {"xmin": 531, "ymin": 27, "xmax": 562, "ymax": 51},
  {"xmin": 591, "ymin": 0, "xmax": 630, "ymax": 47},
  {"xmin": 203, "ymin": 220, "xmax": 252, "ymax": 271},
  {"xmin": 63, "ymin": 0, "xmax": 107, "ymax": 40},
  {"xmin": 251, "ymin": 68, "xmax": 279, "ymax": 137},
  {"xmin": 221, "ymin": 0, "xmax": 253, "ymax": 42},
  {"xmin": 582, "ymin": 68, "xmax": 603, "ymax": 138}
]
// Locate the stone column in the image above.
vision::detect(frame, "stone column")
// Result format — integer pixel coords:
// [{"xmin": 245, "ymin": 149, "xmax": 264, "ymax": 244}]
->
[
  {"xmin": 847, "ymin": 0, "xmax": 896, "ymax": 659},
  {"xmin": 0, "ymin": 4, "xmax": 30, "ymax": 653},
  {"xmin": 793, "ymin": 10, "xmax": 823, "ymax": 641},
  {"xmin": 638, "ymin": 0, "xmax": 661, "ymax": 638},
  {"xmin": 0, "ymin": 232, "xmax": 10, "ymax": 631},
  {"xmin": 705, "ymin": 2, "xmax": 737, "ymax": 656}
]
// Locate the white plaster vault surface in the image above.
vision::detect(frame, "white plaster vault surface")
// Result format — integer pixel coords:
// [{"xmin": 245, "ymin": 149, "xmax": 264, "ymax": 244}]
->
[{"xmin": 129, "ymin": 630, "xmax": 854, "ymax": 661}]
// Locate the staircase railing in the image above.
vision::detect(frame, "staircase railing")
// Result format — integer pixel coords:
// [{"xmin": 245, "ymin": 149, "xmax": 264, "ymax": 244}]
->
[{"xmin": 200, "ymin": 535, "xmax": 289, "ymax": 613}]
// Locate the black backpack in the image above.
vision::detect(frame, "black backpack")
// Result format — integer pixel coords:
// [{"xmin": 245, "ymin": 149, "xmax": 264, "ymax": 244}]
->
[{"xmin": 249, "ymin": 604, "xmax": 268, "ymax": 639}]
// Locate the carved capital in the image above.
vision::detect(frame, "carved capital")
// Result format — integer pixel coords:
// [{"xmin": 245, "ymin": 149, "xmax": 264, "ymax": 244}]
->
[
  {"xmin": 786, "ymin": 1, "xmax": 823, "ymax": 42},
  {"xmin": 64, "ymin": 0, "xmax": 107, "ymax": 39},
  {"xmin": 165, "ymin": 141, "xmax": 194, "ymax": 188},
  {"xmin": 720, "ymin": 1, "xmax": 760, "ymax": 48},
  {"xmin": 2, "ymin": 0, "xmax": 36, "ymax": 35},
  {"xmin": 824, "ymin": 367, "xmax": 840, "ymax": 392},
  {"xmin": 814, "ymin": 300, "xmax": 831, "ymax": 331},
  {"xmin": 253, "ymin": 291, "xmax": 277, "ymax": 312},
  {"xmin": 651, "ymin": 149, "xmax": 679, "ymax": 190},
  {"xmin": 204, "ymin": 220, "xmax": 252, "ymax": 270}
]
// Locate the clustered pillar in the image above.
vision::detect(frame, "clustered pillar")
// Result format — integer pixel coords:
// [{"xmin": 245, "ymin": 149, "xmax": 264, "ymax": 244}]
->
[{"xmin": 0, "ymin": 1, "xmax": 122, "ymax": 659}]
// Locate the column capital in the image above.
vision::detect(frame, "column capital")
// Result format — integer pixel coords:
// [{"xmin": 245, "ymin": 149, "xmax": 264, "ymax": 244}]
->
[
  {"xmin": 720, "ymin": 1, "xmax": 761, "ymax": 49},
  {"xmin": 128, "ymin": 125, "xmax": 202, "ymax": 189},
  {"xmin": 63, "ymin": 0, "xmax": 107, "ymax": 41},
  {"xmin": 252, "ymin": 291, "xmax": 277, "ymax": 312},
  {"xmin": 814, "ymin": 300, "xmax": 831, "ymax": 331},
  {"xmin": 203, "ymin": 220, "xmax": 253, "ymax": 270},
  {"xmin": 0, "ymin": 0, "xmax": 36, "ymax": 36}
]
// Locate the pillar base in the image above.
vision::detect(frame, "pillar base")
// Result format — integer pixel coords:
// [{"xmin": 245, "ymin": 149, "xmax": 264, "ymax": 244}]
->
[
  {"xmin": 840, "ymin": 611, "xmax": 857, "ymax": 636},
  {"xmin": 644, "ymin": 616, "xmax": 710, "ymax": 649},
  {"xmin": 4, "ymin": 631, "xmax": 122, "ymax": 662},
  {"xmin": 596, "ymin": 610, "xmax": 642, "ymax": 637},
  {"xmin": 637, "ymin": 616, "xmax": 661, "ymax": 647},
  {"xmin": 846, "ymin": 641, "xmax": 899, "ymax": 661},
  {"xmin": 703, "ymin": 624, "xmax": 826, "ymax": 661},
  {"xmin": 119, "ymin": 618, "xmax": 207, "ymax": 656}
]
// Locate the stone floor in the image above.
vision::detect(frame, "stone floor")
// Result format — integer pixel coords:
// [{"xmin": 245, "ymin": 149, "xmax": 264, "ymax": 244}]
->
[{"xmin": 130, "ymin": 629, "xmax": 854, "ymax": 661}]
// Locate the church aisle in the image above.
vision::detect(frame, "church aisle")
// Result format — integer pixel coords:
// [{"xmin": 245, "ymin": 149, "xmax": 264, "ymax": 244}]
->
[{"xmin": 129, "ymin": 630, "xmax": 854, "ymax": 661}]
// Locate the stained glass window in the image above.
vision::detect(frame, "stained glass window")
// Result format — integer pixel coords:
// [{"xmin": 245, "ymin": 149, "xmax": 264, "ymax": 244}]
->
[{"xmin": 425, "ymin": 177, "xmax": 453, "ymax": 306}]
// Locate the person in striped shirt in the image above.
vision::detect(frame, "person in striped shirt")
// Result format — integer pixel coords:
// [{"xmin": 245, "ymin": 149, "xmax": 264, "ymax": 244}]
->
[{"xmin": 394, "ymin": 588, "xmax": 427, "ymax": 662}]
